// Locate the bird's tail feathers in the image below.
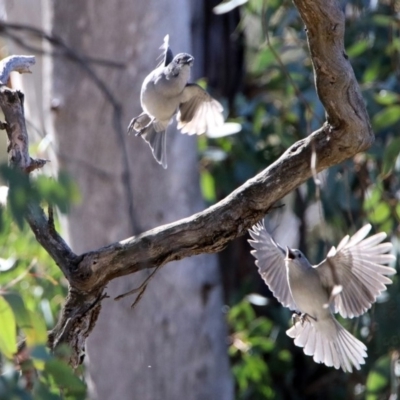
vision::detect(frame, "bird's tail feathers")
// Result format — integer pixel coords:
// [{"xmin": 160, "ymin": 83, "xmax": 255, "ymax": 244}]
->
[
  {"xmin": 141, "ymin": 122, "xmax": 168, "ymax": 169},
  {"xmin": 286, "ymin": 317, "xmax": 367, "ymax": 372}
]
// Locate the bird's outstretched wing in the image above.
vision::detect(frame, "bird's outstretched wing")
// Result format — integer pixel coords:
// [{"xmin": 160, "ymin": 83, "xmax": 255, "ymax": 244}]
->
[
  {"xmin": 315, "ymin": 224, "xmax": 396, "ymax": 318},
  {"xmin": 248, "ymin": 222, "xmax": 297, "ymax": 311},
  {"xmin": 157, "ymin": 34, "xmax": 174, "ymax": 67},
  {"xmin": 177, "ymin": 84, "xmax": 224, "ymax": 135}
]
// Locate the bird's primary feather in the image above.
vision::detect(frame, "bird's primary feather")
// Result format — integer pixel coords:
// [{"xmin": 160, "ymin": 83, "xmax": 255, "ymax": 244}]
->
[
  {"xmin": 315, "ymin": 224, "xmax": 396, "ymax": 318},
  {"xmin": 248, "ymin": 222, "xmax": 297, "ymax": 311}
]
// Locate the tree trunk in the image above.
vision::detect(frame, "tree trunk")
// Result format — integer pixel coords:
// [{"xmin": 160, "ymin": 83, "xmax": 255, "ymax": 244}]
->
[{"xmin": 41, "ymin": 1, "xmax": 233, "ymax": 399}]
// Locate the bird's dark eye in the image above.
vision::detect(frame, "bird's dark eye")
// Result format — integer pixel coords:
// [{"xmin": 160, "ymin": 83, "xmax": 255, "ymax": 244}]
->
[{"xmin": 298, "ymin": 254, "xmax": 302, "ymax": 258}]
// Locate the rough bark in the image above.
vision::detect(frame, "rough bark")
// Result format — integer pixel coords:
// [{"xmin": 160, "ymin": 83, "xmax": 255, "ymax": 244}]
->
[
  {"xmin": 0, "ymin": 0, "xmax": 373, "ymax": 398},
  {"xmin": 0, "ymin": 56, "xmax": 47, "ymax": 172}
]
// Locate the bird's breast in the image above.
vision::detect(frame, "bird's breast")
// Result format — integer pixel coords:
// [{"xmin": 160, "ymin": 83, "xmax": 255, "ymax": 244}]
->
[
  {"xmin": 140, "ymin": 71, "xmax": 180, "ymax": 120},
  {"xmin": 287, "ymin": 265, "xmax": 331, "ymax": 320}
]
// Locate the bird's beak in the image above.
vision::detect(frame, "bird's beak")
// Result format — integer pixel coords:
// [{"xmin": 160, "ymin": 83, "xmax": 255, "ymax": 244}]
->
[
  {"xmin": 285, "ymin": 247, "xmax": 295, "ymax": 260},
  {"xmin": 185, "ymin": 56, "xmax": 194, "ymax": 66}
]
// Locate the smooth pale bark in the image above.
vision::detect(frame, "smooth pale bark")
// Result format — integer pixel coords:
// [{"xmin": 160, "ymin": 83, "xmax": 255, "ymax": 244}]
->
[{"xmin": 42, "ymin": 1, "xmax": 233, "ymax": 399}]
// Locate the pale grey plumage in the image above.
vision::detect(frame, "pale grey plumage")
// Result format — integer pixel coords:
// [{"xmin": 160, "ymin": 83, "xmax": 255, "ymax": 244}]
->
[
  {"xmin": 248, "ymin": 221, "xmax": 396, "ymax": 372},
  {"xmin": 127, "ymin": 35, "xmax": 224, "ymax": 168}
]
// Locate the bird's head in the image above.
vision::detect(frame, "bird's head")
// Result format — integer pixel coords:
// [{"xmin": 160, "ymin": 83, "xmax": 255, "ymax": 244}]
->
[
  {"xmin": 172, "ymin": 53, "xmax": 194, "ymax": 68},
  {"xmin": 285, "ymin": 247, "xmax": 310, "ymax": 269}
]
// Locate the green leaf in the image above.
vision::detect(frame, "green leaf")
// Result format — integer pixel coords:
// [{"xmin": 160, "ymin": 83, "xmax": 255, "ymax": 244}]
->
[
  {"xmin": 248, "ymin": 336, "xmax": 274, "ymax": 352},
  {"xmin": 364, "ymin": 185, "xmax": 382, "ymax": 211},
  {"xmin": 278, "ymin": 349, "xmax": 291, "ymax": 362},
  {"xmin": 31, "ymin": 344, "xmax": 51, "ymax": 361},
  {"xmin": 253, "ymin": 106, "xmax": 267, "ymax": 135},
  {"xmin": 44, "ymin": 359, "xmax": 86, "ymax": 396},
  {"xmin": 242, "ymin": 353, "xmax": 268, "ymax": 382},
  {"xmin": 3, "ymin": 293, "xmax": 47, "ymax": 347},
  {"xmin": 366, "ymin": 355, "xmax": 390, "ymax": 399},
  {"xmin": 0, "ymin": 295, "xmax": 17, "ymax": 358},
  {"xmin": 374, "ymin": 90, "xmax": 400, "ymax": 106},
  {"xmin": 363, "ymin": 62, "xmax": 381, "ymax": 84},
  {"xmin": 372, "ymin": 105, "xmax": 400, "ymax": 130},
  {"xmin": 200, "ymin": 171, "xmax": 216, "ymax": 202},
  {"xmin": 368, "ymin": 201, "xmax": 391, "ymax": 224},
  {"xmin": 254, "ymin": 48, "xmax": 276, "ymax": 72},
  {"xmin": 1, "ymin": 165, "xmax": 33, "ymax": 229},
  {"xmin": 33, "ymin": 380, "xmax": 62, "ymax": 400},
  {"xmin": 3, "ymin": 292, "xmax": 31, "ymax": 330},
  {"xmin": 24, "ymin": 310, "xmax": 48, "ymax": 347},
  {"xmin": 372, "ymin": 14, "xmax": 393, "ymax": 27},
  {"xmin": 381, "ymin": 137, "xmax": 400, "ymax": 177},
  {"xmin": 347, "ymin": 38, "xmax": 370, "ymax": 58},
  {"xmin": 35, "ymin": 172, "xmax": 80, "ymax": 214}
]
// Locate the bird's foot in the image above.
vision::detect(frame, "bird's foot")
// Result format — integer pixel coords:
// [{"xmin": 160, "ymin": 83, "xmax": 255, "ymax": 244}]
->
[
  {"xmin": 128, "ymin": 120, "xmax": 146, "ymax": 137},
  {"xmin": 134, "ymin": 129, "xmax": 144, "ymax": 137},
  {"xmin": 292, "ymin": 312, "xmax": 316, "ymax": 326},
  {"xmin": 132, "ymin": 118, "xmax": 155, "ymax": 137},
  {"xmin": 127, "ymin": 117, "xmax": 139, "ymax": 135}
]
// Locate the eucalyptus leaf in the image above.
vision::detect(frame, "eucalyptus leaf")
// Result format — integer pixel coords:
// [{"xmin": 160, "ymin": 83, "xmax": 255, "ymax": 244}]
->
[
  {"xmin": 0, "ymin": 295, "xmax": 17, "ymax": 359},
  {"xmin": 381, "ymin": 137, "xmax": 400, "ymax": 177}
]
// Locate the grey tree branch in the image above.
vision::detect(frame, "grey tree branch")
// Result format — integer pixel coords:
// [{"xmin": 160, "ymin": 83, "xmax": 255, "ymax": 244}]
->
[
  {"xmin": 1, "ymin": 0, "xmax": 374, "ymax": 366},
  {"xmin": 0, "ymin": 55, "xmax": 92, "ymax": 367},
  {"xmin": 0, "ymin": 55, "xmax": 35, "ymax": 83},
  {"xmin": 0, "ymin": 55, "xmax": 48, "ymax": 172},
  {"xmin": 76, "ymin": 0, "xmax": 373, "ymax": 292}
]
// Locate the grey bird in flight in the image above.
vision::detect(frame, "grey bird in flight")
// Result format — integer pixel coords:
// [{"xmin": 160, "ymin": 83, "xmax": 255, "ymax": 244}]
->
[
  {"xmin": 248, "ymin": 222, "xmax": 396, "ymax": 372},
  {"xmin": 128, "ymin": 35, "xmax": 224, "ymax": 168}
]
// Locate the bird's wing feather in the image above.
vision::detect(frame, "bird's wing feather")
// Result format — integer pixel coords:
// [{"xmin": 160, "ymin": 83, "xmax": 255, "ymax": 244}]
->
[
  {"xmin": 157, "ymin": 34, "xmax": 174, "ymax": 67},
  {"xmin": 315, "ymin": 224, "xmax": 396, "ymax": 318},
  {"xmin": 177, "ymin": 83, "xmax": 224, "ymax": 135},
  {"xmin": 248, "ymin": 222, "xmax": 297, "ymax": 311}
]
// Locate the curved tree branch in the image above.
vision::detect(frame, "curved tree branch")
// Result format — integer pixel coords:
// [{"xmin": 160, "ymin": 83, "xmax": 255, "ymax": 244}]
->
[
  {"xmin": 0, "ymin": 55, "xmax": 35, "ymax": 81},
  {"xmin": 0, "ymin": 0, "xmax": 373, "ymax": 366},
  {"xmin": 0, "ymin": 56, "xmax": 49, "ymax": 172},
  {"xmin": 76, "ymin": 0, "xmax": 373, "ymax": 292}
]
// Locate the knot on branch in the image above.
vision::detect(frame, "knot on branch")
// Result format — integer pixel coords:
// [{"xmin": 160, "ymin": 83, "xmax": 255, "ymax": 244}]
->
[{"xmin": 25, "ymin": 158, "xmax": 50, "ymax": 173}]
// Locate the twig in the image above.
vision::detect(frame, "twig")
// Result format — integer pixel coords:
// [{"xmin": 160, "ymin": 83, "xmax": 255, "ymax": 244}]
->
[{"xmin": 114, "ymin": 265, "xmax": 161, "ymax": 308}]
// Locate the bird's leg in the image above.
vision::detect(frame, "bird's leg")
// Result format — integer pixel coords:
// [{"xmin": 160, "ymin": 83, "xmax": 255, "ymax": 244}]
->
[
  {"xmin": 300, "ymin": 313, "xmax": 317, "ymax": 325},
  {"xmin": 134, "ymin": 118, "xmax": 155, "ymax": 137},
  {"xmin": 127, "ymin": 116, "xmax": 141, "ymax": 135},
  {"xmin": 292, "ymin": 312, "xmax": 317, "ymax": 327},
  {"xmin": 291, "ymin": 313, "xmax": 300, "ymax": 327}
]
